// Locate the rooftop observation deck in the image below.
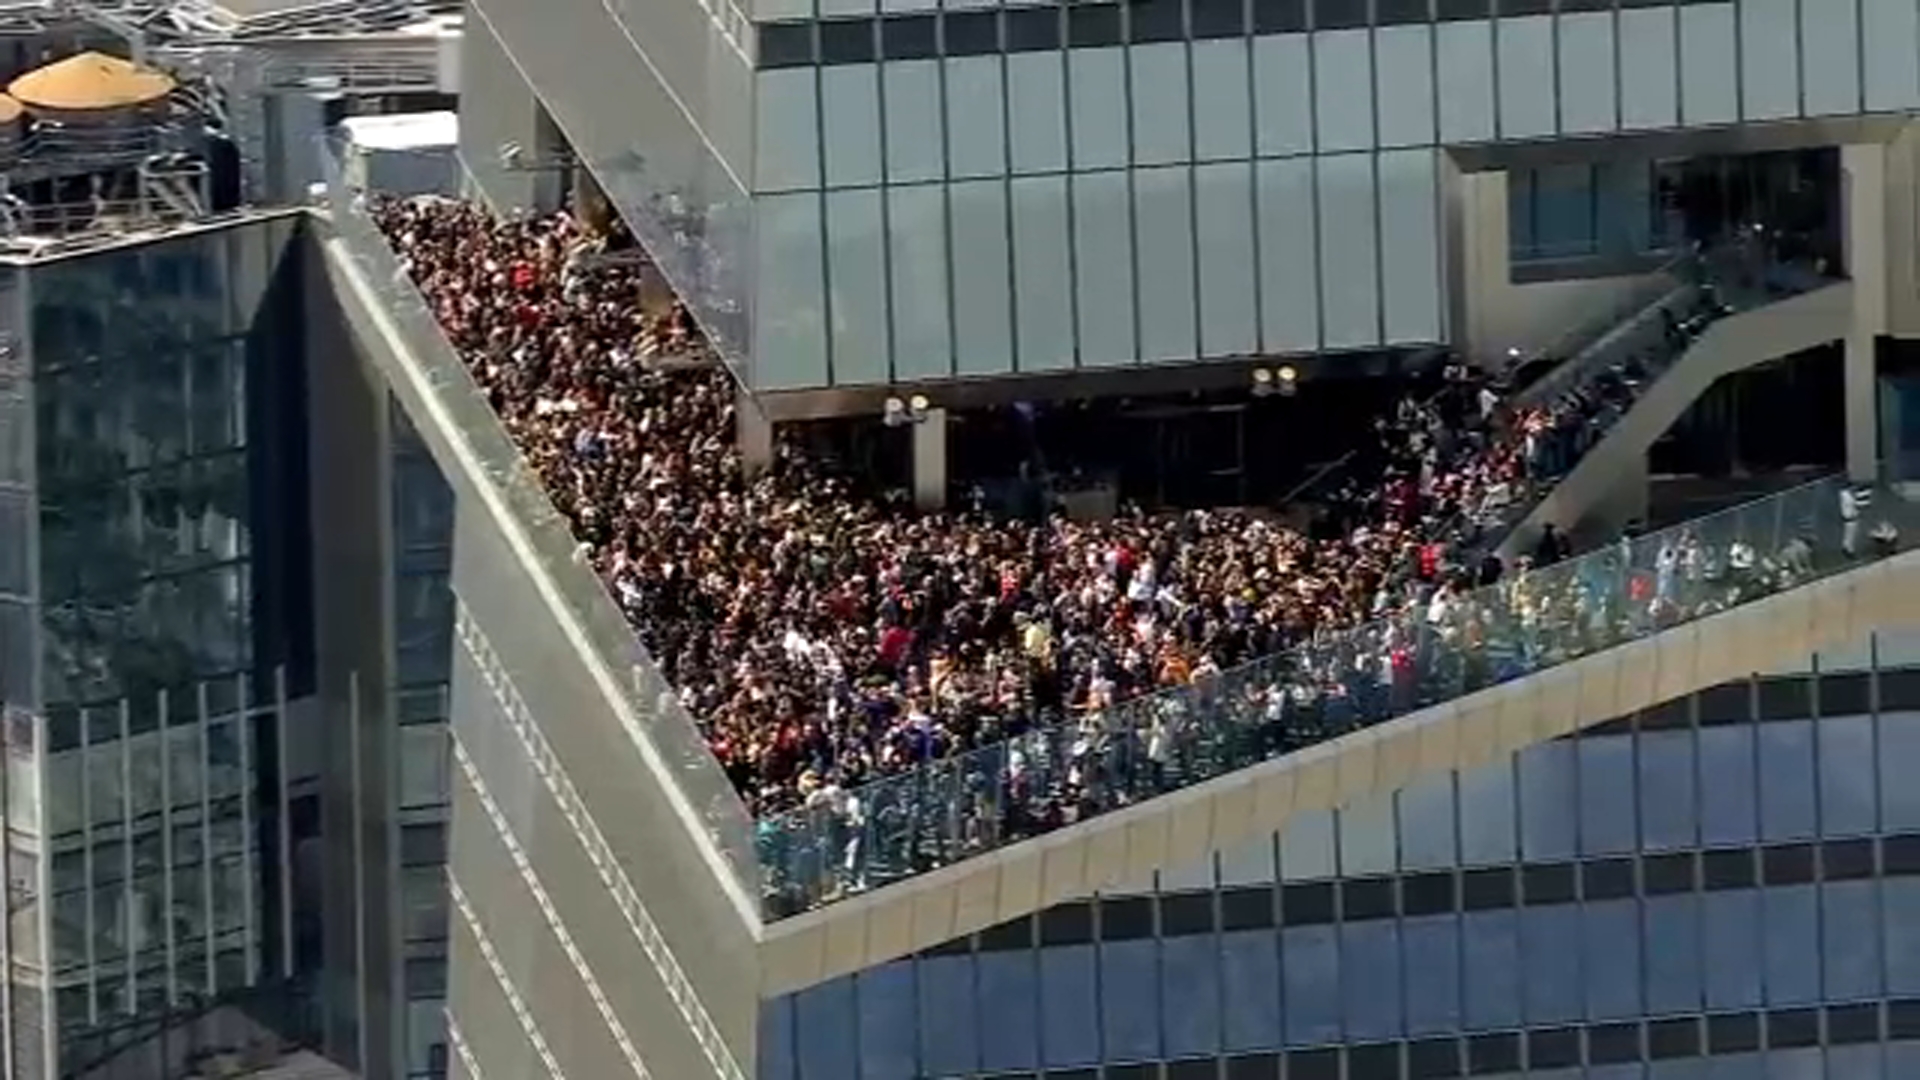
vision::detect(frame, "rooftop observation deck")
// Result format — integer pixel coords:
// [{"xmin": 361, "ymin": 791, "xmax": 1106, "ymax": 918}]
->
[{"xmin": 315, "ymin": 162, "xmax": 1920, "ymax": 1002}]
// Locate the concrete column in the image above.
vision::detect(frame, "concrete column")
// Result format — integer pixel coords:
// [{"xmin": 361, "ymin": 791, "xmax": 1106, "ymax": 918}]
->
[
  {"xmin": 912, "ymin": 408, "xmax": 949, "ymax": 510},
  {"xmin": 457, "ymin": 10, "xmax": 564, "ymax": 215},
  {"xmin": 1844, "ymin": 143, "xmax": 1890, "ymax": 482},
  {"xmin": 736, "ymin": 393, "xmax": 774, "ymax": 479}
]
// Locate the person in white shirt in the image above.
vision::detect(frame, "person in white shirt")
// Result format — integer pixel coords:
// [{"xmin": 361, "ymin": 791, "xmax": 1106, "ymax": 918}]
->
[{"xmin": 1839, "ymin": 485, "xmax": 1863, "ymax": 557}]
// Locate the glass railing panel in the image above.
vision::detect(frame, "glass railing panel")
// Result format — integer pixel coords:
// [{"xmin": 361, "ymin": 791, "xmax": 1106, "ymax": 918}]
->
[
  {"xmin": 761, "ymin": 476, "xmax": 1919, "ymax": 915},
  {"xmin": 317, "ymin": 149, "xmax": 761, "ymax": 902},
  {"xmin": 1513, "ymin": 249, "xmax": 1698, "ymax": 407},
  {"xmin": 1462, "ymin": 236, "xmax": 1845, "ymax": 550}
]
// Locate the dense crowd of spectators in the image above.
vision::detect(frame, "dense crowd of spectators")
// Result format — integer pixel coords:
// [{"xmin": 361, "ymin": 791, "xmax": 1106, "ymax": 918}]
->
[{"xmin": 373, "ymin": 195, "xmax": 1636, "ymax": 825}]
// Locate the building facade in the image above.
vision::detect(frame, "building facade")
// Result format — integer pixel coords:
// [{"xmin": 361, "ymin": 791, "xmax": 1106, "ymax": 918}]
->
[
  {"xmin": 459, "ymin": 0, "xmax": 1920, "ymax": 392},
  {"xmin": 0, "ymin": 209, "xmax": 464, "ymax": 1080}
]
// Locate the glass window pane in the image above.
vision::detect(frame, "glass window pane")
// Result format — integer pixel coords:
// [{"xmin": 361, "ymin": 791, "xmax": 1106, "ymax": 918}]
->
[
  {"xmin": 1701, "ymin": 888, "xmax": 1764, "ymax": 1009},
  {"xmin": 1521, "ymin": 905, "xmax": 1582, "ymax": 1024},
  {"xmin": 886, "ymin": 184, "xmax": 952, "ymax": 382},
  {"xmin": 753, "ymin": 193, "xmax": 829, "ymax": 389},
  {"xmin": 1160, "ymin": 933, "xmax": 1221, "ymax": 1057},
  {"xmin": 1010, "ymin": 176, "xmax": 1074, "ymax": 372},
  {"xmin": 1193, "ymin": 161, "xmax": 1258, "ymax": 358},
  {"xmin": 945, "ymin": 179, "xmax": 1013, "ymax": 378},
  {"xmin": 1134, "ymin": 165, "xmax": 1198, "ymax": 364},
  {"xmin": 944, "ymin": 57, "xmax": 1005, "ymax": 179},
  {"xmin": 1578, "ymin": 733, "xmax": 1637, "ymax": 856},
  {"xmin": 1130, "ymin": 42, "xmax": 1190, "ymax": 166},
  {"xmin": 916, "ymin": 953, "xmax": 979, "ymax": 1075},
  {"xmin": 1069, "ymin": 48, "xmax": 1127, "ymax": 169},
  {"xmin": 975, "ymin": 950, "xmax": 1039, "ymax": 1070},
  {"xmin": 1253, "ymin": 35, "xmax": 1313, "ymax": 155},
  {"xmin": 755, "ymin": 69, "xmax": 820, "ymax": 192},
  {"xmin": 1639, "ymin": 729, "xmax": 1699, "ymax": 852},
  {"xmin": 1402, "ymin": 914, "xmax": 1460, "ymax": 1035},
  {"xmin": 1100, "ymin": 939, "xmax": 1160, "ymax": 1062},
  {"xmin": 820, "ymin": 66, "xmax": 882, "ymax": 187},
  {"xmin": 1759, "ymin": 720, "xmax": 1818, "ymax": 842},
  {"xmin": 1519, "ymin": 741, "xmax": 1577, "ymax": 861},
  {"xmin": 1281, "ymin": 925, "xmax": 1340, "ymax": 1045},
  {"xmin": 1462, "ymin": 909, "xmax": 1521, "ymax": 1028},
  {"xmin": 1700, "ymin": 725, "xmax": 1760, "ymax": 846},
  {"xmin": 1071, "ymin": 170, "xmax": 1137, "ymax": 367},
  {"xmin": 1882, "ymin": 711, "xmax": 1920, "ymax": 829},
  {"xmin": 1280, "ymin": 809, "xmax": 1336, "ymax": 881},
  {"xmin": 794, "ymin": 976, "xmax": 857, "ymax": 1080},
  {"xmin": 1219, "ymin": 928, "xmax": 1281, "ymax": 1051},
  {"xmin": 1818, "ymin": 714, "xmax": 1877, "ymax": 837},
  {"xmin": 882, "ymin": 60, "xmax": 943, "ymax": 184},
  {"xmin": 1761, "ymin": 884, "xmax": 1821, "ymax": 1006},
  {"xmin": 1007, "ymin": 52, "xmax": 1067, "ymax": 173},
  {"xmin": 1193, "ymin": 40, "xmax": 1252, "ymax": 161},
  {"xmin": 1339, "ymin": 921, "xmax": 1400, "ymax": 1041},
  {"xmin": 1583, "ymin": 899, "xmax": 1642, "ymax": 1020},
  {"xmin": 824, "ymin": 188, "xmax": 890, "ymax": 385},
  {"xmin": 1458, "ymin": 759, "xmax": 1516, "ymax": 866},
  {"xmin": 1313, "ymin": 29, "xmax": 1375, "ymax": 152},
  {"xmin": 1642, "ymin": 893, "xmax": 1703, "ymax": 1014},
  {"xmin": 1823, "ymin": 879, "xmax": 1882, "ymax": 1001},
  {"xmin": 1039, "ymin": 944, "xmax": 1099, "ymax": 1067},
  {"xmin": 1339, "ymin": 799, "xmax": 1397, "ymax": 878},
  {"xmin": 855, "ymin": 961, "xmax": 916, "ymax": 1080}
]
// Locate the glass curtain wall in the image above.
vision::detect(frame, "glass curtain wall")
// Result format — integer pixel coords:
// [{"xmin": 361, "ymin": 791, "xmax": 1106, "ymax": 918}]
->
[{"xmin": 390, "ymin": 401, "xmax": 454, "ymax": 1080}]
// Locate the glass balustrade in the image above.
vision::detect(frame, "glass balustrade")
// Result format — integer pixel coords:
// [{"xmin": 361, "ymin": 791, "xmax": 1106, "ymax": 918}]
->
[{"xmin": 759, "ymin": 476, "xmax": 1918, "ymax": 916}]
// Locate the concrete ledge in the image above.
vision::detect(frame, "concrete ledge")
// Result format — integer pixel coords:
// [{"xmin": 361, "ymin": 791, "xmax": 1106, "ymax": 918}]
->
[{"xmin": 757, "ymin": 545, "xmax": 1920, "ymax": 997}]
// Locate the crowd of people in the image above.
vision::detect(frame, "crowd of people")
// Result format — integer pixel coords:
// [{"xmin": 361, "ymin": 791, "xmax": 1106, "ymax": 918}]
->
[{"xmin": 370, "ymin": 195, "xmax": 1880, "ymax": 909}]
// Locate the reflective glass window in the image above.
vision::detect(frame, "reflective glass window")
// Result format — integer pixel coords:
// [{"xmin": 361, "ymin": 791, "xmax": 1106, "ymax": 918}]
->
[
  {"xmin": 1818, "ymin": 714, "xmax": 1878, "ymax": 836},
  {"xmin": 1161, "ymin": 933, "xmax": 1221, "ymax": 1057},
  {"xmin": 795, "ymin": 976, "xmax": 859, "ymax": 1077},
  {"xmin": 1281, "ymin": 925, "xmax": 1340, "ymax": 1044},
  {"xmin": 1761, "ymin": 884, "xmax": 1822, "ymax": 1006},
  {"xmin": 916, "ymin": 953, "xmax": 979, "ymax": 1075},
  {"xmin": 1338, "ymin": 921, "xmax": 1399, "ymax": 1041},
  {"xmin": 856, "ymin": 962, "xmax": 917, "ymax": 1080},
  {"xmin": 1040, "ymin": 944, "xmax": 1099, "ymax": 1067},
  {"xmin": 1883, "ymin": 712, "xmax": 1920, "ymax": 829},
  {"xmin": 1518, "ymin": 741, "xmax": 1577, "ymax": 861},
  {"xmin": 1069, "ymin": 48, "xmax": 1128, "ymax": 170},
  {"xmin": 1219, "ymin": 928, "xmax": 1281, "ymax": 1051},
  {"xmin": 1280, "ymin": 809, "xmax": 1337, "ymax": 881},
  {"xmin": 1461, "ymin": 909, "xmax": 1521, "ymax": 1028},
  {"xmin": 760, "ymin": 997, "xmax": 797, "ymax": 1080},
  {"xmin": 1639, "ymin": 729, "xmax": 1699, "ymax": 851},
  {"xmin": 1578, "ymin": 734, "xmax": 1637, "ymax": 856},
  {"xmin": 1823, "ymin": 879, "xmax": 1882, "ymax": 1001},
  {"xmin": 1397, "ymin": 772, "xmax": 1457, "ymax": 871},
  {"xmin": 1007, "ymin": 52, "xmax": 1068, "ymax": 173},
  {"xmin": 1130, "ymin": 42, "xmax": 1191, "ymax": 166},
  {"xmin": 1701, "ymin": 888, "xmax": 1764, "ymax": 1009},
  {"xmin": 1758, "ymin": 720, "xmax": 1818, "ymax": 842},
  {"xmin": 1699, "ymin": 724, "xmax": 1761, "ymax": 845},
  {"xmin": 1642, "ymin": 893, "xmax": 1704, "ymax": 1014},
  {"xmin": 975, "ymin": 950, "xmax": 1040, "ymax": 1070},
  {"xmin": 1520, "ymin": 905, "xmax": 1581, "ymax": 1024},
  {"xmin": 1583, "ymin": 899, "xmax": 1642, "ymax": 1020},
  {"xmin": 1401, "ymin": 914, "xmax": 1460, "ymax": 1035},
  {"xmin": 1101, "ymin": 939, "xmax": 1161, "ymax": 1062}
]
